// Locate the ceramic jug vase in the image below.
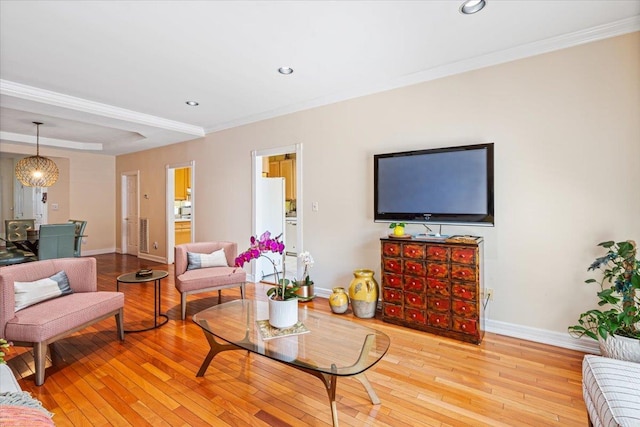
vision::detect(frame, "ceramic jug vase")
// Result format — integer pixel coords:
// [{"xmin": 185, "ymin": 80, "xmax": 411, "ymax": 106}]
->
[
  {"xmin": 329, "ymin": 287, "xmax": 349, "ymax": 314},
  {"xmin": 348, "ymin": 269, "xmax": 379, "ymax": 318}
]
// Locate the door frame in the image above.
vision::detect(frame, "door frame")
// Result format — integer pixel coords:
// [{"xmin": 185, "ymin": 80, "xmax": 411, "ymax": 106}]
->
[
  {"xmin": 120, "ymin": 170, "xmax": 140, "ymax": 255},
  {"xmin": 251, "ymin": 143, "xmax": 303, "ymax": 282},
  {"xmin": 166, "ymin": 161, "xmax": 195, "ymax": 264}
]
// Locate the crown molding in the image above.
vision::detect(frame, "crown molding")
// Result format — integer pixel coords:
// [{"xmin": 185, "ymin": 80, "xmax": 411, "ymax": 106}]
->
[
  {"xmin": 206, "ymin": 16, "xmax": 640, "ymax": 134},
  {"xmin": 0, "ymin": 79, "xmax": 205, "ymax": 137},
  {"xmin": 0, "ymin": 131, "xmax": 104, "ymax": 151}
]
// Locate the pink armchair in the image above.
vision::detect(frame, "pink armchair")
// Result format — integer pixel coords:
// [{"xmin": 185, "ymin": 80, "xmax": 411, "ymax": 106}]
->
[
  {"xmin": 175, "ymin": 242, "xmax": 246, "ymax": 320},
  {"xmin": 0, "ymin": 257, "xmax": 124, "ymax": 385}
]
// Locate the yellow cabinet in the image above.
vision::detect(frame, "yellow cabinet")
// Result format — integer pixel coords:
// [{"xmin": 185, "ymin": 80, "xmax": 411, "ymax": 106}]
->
[
  {"xmin": 269, "ymin": 158, "xmax": 296, "ymax": 200},
  {"xmin": 175, "ymin": 168, "xmax": 191, "ymax": 200},
  {"xmin": 175, "ymin": 221, "xmax": 191, "ymax": 244}
]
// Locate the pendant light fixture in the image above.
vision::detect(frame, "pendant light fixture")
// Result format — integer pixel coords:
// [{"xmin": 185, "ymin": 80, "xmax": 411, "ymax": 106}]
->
[{"xmin": 14, "ymin": 122, "xmax": 59, "ymax": 187}]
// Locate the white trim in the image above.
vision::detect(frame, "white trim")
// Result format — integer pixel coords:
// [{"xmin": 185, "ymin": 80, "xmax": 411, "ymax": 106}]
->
[
  {"xmin": 82, "ymin": 247, "xmax": 117, "ymax": 256},
  {"xmin": 205, "ymin": 16, "xmax": 640, "ymax": 135},
  {"xmin": 0, "ymin": 131, "xmax": 104, "ymax": 151},
  {"xmin": 0, "ymin": 79, "xmax": 205, "ymax": 136},
  {"xmin": 138, "ymin": 253, "xmax": 167, "ymax": 264},
  {"xmin": 485, "ymin": 319, "xmax": 601, "ymax": 354},
  {"xmin": 252, "ymin": 144, "xmax": 303, "ymax": 281},
  {"xmin": 166, "ymin": 161, "xmax": 195, "ymax": 264}
]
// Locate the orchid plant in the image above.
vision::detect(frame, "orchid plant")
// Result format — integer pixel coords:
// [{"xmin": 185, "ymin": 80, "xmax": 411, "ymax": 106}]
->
[
  {"xmin": 0, "ymin": 338, "xmax": 10, "ymax": 364},
  {"xmin": 235, "ymin": 231, "xmax": 299, "ymax": 300},
  {"xmin": 297, "ymin": 251, "xmax": 315, "ymax": 286}
]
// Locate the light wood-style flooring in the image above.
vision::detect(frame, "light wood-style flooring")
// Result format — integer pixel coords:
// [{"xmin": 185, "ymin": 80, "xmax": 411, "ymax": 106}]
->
[{"xmin": 6, "ymin": 254, "xmax": 588, "ymax": 426}]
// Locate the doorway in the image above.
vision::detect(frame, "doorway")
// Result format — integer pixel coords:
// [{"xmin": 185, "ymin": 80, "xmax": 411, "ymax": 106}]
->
[
  {"xmin": 166, "ymin": 161, "xmax": 195, "ymax": 264},
  {"xmin": 252, "ymin": 144, "xmax": 303, "ymax": 283},
  {"xmin": 120, "ymin": 171, "xmax": 139, "ymax": 255}
]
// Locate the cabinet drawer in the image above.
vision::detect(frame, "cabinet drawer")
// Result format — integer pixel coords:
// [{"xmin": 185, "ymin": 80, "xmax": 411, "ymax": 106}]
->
[
  {"xmin": 405, "ymin": 292, "xmax": 426, "ymax": 308},
  {"xmin": 383, "ymin": 288, "xmax": 403, "ymax": 304},
  {"xmin": 404, "ymin": 260, "xmax": 426, "ymax": 276},
  {"xmin": 428, "ymin": 312, "xmax": 450, "ymax": 329},
  {"xmin": 426, "ymin": 262, "xmax": 448, "ymax": 278},
  {"xmin": 452, "ymin": 317, "xmax": 478, "ymax": 335},
  {"xmin": 382, "ymin": 242, "xmax": 401, "ymax": 257},
  {"xmin": 405, "ymin": 308, "xmax": 427, "ymax": 324},
  {"xmin": 383, "ymin": 303, "xmax": 403, "ymax": 319},
  {"xmin": 426, "ymin": 245, "xmax": 449, "ymax": 261},
  {"xmin": 452, "ymin": 283, "xmax": 476, "ymax": 300},
  {"xmin": 451, "ymin": 247, "xmax": 475, "ymax": 265},
  {"xmin": 426, "ymin": 278, "xmax": 450, "ymax": 296},
  {"xmin": 451, "ymin": 264, "xmax": 475, "ymax": 282},
  {"xmin": 382, "ymin": 273, "xmax": 403, "ymax": 289},
  {"xmin": 403, "ymin": 244, "xmax": 426, "ymax": 259},
  {"xmin": 382, "ymin": 258, "xmax": 402, "ymax": 274},
  {"xmin": 428, "ymin": 297, "xmax": 450, "ymax": 312},
  {"xmin": 403, "ymin": 276, "xmax": 425, "ymax": 292},
  {"xmin": 452, "ymin": 300, "xmax": 477, "ymax": 318}
]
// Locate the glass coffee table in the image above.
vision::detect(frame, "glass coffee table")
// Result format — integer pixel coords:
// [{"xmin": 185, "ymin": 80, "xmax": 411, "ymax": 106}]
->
[{"xmin": 193, "ymin": 299, "xmax": 390, "ymax": 426}]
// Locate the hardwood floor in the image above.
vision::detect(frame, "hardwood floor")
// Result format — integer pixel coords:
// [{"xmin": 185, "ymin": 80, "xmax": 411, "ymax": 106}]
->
[{"xmin": 6, "ymin": 254, "xmax": 588, "ymax": 426}]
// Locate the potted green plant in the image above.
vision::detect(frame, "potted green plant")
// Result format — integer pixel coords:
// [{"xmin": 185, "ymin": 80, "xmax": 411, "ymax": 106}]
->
[
  {"xmin": 0, "ymin": 338, "xmax": 9, "ymax": 364},
  {"xmin": 389, "ymin": 222, "xmax": 407, "ymax": 237},
  {"xmin": 294, "ymin": 251, "xmax": 315, "ymax": 299},
  {"xmin": 568, "ymin": 240, "xmax": 640, "ymax": 361},
  {"xmin": 235, "ymin": 231, "xmax": 299, "ymax": 328}
]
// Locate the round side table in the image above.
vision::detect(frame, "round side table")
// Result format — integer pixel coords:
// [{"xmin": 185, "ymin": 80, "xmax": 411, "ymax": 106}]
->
[{"xmin": 116, "ymin": 270, "xmax": 169, "ymax": 332}]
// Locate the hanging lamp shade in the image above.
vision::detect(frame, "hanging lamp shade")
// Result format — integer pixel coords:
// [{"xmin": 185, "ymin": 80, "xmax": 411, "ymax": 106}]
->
[{"xmin": 14, "ymin": 122, "xmax": 59, "ymax": 187}]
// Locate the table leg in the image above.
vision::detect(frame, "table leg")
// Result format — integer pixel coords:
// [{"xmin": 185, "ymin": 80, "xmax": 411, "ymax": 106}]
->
[{"xmin": 196, "ymin": 329, "xmax": 244, "ymax": 377}]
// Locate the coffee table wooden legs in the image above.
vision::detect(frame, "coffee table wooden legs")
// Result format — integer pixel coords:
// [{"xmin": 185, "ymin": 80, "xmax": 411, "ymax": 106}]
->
[
  {"xmin": 196, "ymin": 329, "xmax": 246, "ymax": 377},
  {"xmin": 196, "ymin": 330, "xmax": 381, "ymax": 427}
]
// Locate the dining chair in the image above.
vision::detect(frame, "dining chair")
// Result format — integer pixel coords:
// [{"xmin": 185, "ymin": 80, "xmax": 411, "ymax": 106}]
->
[
  {"xmin": 4, "ymin": 219, "xmax": 36, "ymax": 242},
  {"xmin": 68, "ymin": 219, "xmax": 87, "ymax": 257},
  {"xmin": 37, "ymin": 224, "xmax": 75, "ymax": 260},
  {"xmin": 3, "ymin": 219, "xmax": 36, "ymax": 253}
]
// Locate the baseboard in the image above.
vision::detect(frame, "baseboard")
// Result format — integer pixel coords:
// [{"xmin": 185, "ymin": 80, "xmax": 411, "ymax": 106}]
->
[
  {"xmin": 138, "ymin": 253, "xmax": 167, "ymax": 264},
  {"xmin": 314, "ymin": 286, "xmax": 602, "ymax": 353},
  {"xmin": 83, "ymin": 247, "xmax": 116, "ymax": 256},
  {"xmin": 485, "ymin": 319, "xmax": 600, "ymax": 353}
]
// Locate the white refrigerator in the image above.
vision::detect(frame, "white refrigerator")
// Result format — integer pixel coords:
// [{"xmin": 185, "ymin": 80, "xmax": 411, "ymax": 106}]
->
[{"xmin": 255, "ymin": 177, "xmax": 285, "ymax": 282}]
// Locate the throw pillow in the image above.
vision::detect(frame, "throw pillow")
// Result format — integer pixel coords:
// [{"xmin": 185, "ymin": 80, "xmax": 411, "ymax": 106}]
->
[
  {"xmin": 187, "ymin": 248, "xmax": 228, "ymax": 270},
  {"xmin": 14, "ymin": 271, "xmax": 73, "ymax": 312}
]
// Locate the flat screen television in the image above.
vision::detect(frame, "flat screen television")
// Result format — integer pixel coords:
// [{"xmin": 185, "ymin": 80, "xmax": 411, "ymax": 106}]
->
[{"xmin": 374, "ymin": 143, "xmax": 494, "ymax": 226}]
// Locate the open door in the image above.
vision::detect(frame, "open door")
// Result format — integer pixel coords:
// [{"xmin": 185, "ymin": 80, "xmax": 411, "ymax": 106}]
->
[{"xmin": 255, "ymin": 177, "xmax": 285, "ymax": 282}]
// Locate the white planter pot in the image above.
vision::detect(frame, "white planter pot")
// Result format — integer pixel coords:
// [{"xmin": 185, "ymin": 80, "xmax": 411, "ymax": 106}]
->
[
  {"xmin": 598, "ymin": 334, "xmax": 640, "ymax": 363},
  {"xmin": 268, "ymin": 298, "xmax": 298, "ymax": 329}
]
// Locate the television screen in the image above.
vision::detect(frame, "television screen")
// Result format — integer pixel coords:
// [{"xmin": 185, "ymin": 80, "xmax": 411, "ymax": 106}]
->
[{"xmin": 374, "ymin": 143, "xmax": 494, "ymax": 226}]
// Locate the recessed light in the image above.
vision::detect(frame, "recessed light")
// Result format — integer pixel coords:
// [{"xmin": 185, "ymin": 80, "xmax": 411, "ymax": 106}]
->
[
  {"xmin": 460, "ymin": 0, "xmax": 486, "ymax": 14},
  {"xmin": 278, "ymin": 67, "xmax": 294, "ymax": 75},
  {"xmin": 185, "ymin": 101, "xmax": 199, "ymax": 106}
]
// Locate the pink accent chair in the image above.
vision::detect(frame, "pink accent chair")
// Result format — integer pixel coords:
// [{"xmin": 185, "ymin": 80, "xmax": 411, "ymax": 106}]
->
[
  {"xmin": 0, "ymin": 257, "xmax": 124, "ymax": 385},
  {"xmin": 175, "ymin": 242, "xmax": 246, "ymax": 320}
]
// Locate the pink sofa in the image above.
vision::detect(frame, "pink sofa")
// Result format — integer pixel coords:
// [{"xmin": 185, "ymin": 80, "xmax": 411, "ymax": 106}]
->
[
  {"xmin": 175, "ymin": 242, "xmax": 246, "ymax": 320},
  {"xmin": 0, "ymin": 257, "xmax": 124, "ymax": 385}
]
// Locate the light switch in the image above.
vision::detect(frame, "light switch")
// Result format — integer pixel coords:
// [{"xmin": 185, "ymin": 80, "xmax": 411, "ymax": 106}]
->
[
  {"xmin": 312, "ymin": 201, "xmax": 319, "ymax": 212},
  {"xmin": 51, "ymin": 203, "xmax": 59, "ymax": 210}
]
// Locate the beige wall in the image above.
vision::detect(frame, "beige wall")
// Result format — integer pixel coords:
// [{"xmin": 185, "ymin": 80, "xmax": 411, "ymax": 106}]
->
[
  {"xmin": 116, "ymin": 32, "xmax": 640, "ymax": 339},
  {"xmin": 0, "ymin": 142, "xmax": 116, "ymax": 253}
]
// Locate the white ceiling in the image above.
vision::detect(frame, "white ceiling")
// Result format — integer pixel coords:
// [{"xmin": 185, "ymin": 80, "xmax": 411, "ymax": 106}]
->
[{"xmin": 1, "ymin": 1, "xmax": 639, "ymax": 156}]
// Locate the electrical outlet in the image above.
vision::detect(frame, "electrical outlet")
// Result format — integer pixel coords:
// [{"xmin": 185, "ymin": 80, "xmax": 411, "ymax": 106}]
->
[
  {"xmin": 485, "ymin": 288, "xmax": 494, "ymax": 301},
  {"xmin": 153, "ymin": 242, "xmax": 158, "ymax": 250}
]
